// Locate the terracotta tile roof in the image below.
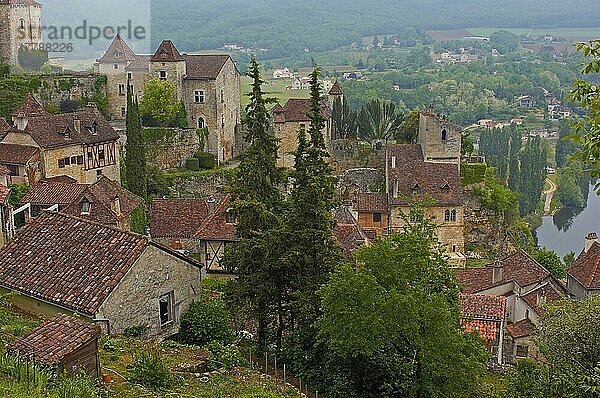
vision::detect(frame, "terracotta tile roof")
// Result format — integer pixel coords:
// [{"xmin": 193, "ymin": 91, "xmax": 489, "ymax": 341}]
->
[
  {"xmin": 334, "ymin": 207, "xmax": 367, "ymax": 259},
  {"xmin": 151, "ymin": 40, "xmax": 184, "ymax": 62},
  {"xmin": 9, "ymin": 106, "xmax": 119, "ymax": 149},
  {"xmin": 0, "ymin": 165, "xmax": 8, "ymax": 175},
  {"xmin": 13, "ymin": 93, "xmax": 47, "ymax": 117},
  {"xmin": 0, "ymin": 143, "xmax": 39, "ymax": 165},
  {"xmin": 357, "ymin": 192, "xmax": 388, "ymax": 213},
  {"xmin": 42, "ymin": 175, "xmax": 78, "ymax": 184},
  {"xmin": 387, "ymin": 144, "xmax": 462, "ymax": 206},
  {"xmin": 568, "ymin": 241, "xmax": 600, "ymax": 289},
  {"xmin": 126, "ymin": 55, "xmax": 151, "ymax": 71},
  {"xmin": 8, "ymin": 314, "xmax": 99, "ymax": 365},
  {"xmin": 194, "ymin": 195, "xmax": 238, "ymax": 241},
  {"xmin": 21, "ymin": 181, "xmax": 88, "ymax": 206},
  {"xmin": 506, "ymin": 318, "xmax": 537, "ymax": 339},
  {"xmin": 0, "ymin": 118, "xmax": 9, "ymax": 132},
  {"xmin": 150, "ymin": 198, "xmax": 209, "ymax": 239},
  {"xmin": 0, "ymin": 184, "xmax": 10, "ymax": 203},
  {"xmin": 455, "ymin": 251, "xmax": 552, "ymax": 293},
  {"xmin": 520, "ymin": 282, "xmax": 563, "ymax": 316},
  {"xmin": 0, "ymin": 211, "xmax": 149, "ymax": 315},
  {"xmin": 97, "ymin": 34, "xmax": 137, "ymax": 64},
  {"xmin": 329, "ymin": 80, "xmax": 343, "ymax": 95},
  {"xmin": 459, "ymin": 293, "xmax": 506, "ymax": 320},
  {"xmin": 461, "ymin": 318, "xmax": 501, "ymax": 341},
  {"xmin": 184, "ymin": 54, "xmax": 231, "ymax": 80},
  {"xmin": 63, "ymin": 177, "xmax": 144, "ymax": 226},
  {"xmin": 275, "ymin": 99, "xmax": 332, "ymax": 123}
]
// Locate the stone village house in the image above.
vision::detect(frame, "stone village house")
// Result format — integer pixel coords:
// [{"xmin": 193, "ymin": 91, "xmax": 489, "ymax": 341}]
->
[
  {"xmin": 0, "ymin": 0, "xmax": 44, "ymax": 67},
  {"xmin": 567, "ymin": 232, "xmax": 600, "ymax": 298},
  {"xmin": 94, "ymin": 35, "xmax": 241, "ymax": 164},
  {"xmin": 0, "ymin": 211, "xmax": 203, "ymax": 339},
  {"xmin": 0, "ymin": 94, "xmax": 121, "ymax": 185}
]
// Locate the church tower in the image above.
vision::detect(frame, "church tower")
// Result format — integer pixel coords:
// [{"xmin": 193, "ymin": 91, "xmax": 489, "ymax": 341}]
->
[
  {"xmin": 418, "ymin": 109, "xmax": 461, "ymax": 164},
  {"xmin": 0, "ymin": 0, "xmax": 43, "ymax": 67}
]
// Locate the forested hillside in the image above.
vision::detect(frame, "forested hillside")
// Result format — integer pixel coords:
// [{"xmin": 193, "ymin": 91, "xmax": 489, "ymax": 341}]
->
[{"xmin": 150, "ymin": 0, "xmax": 600, "ymax": 58}]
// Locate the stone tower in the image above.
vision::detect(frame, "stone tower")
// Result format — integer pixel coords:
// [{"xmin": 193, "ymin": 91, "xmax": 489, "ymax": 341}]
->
[
  {"xmin": 418, "ymin": 109, "xmax": 461, "ymax": 164},
  {"xmin": 0, "ymin": 0, "xmax": 43, "ymax": 67},
  {"xmin": 328, "ymin": 80, "xmax": 344, "ymax": 106},
  {"xmin": 149, "ymin": 40, "xmax": 187, "ymax": 99}
]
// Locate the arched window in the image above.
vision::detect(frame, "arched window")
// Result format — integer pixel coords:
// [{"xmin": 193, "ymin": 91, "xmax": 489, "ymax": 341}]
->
[
  {"xmin": 19, "ymin": 18, "xmax": 26, "ymax": 30},
  {"xmin": 441, "ymin": 128, "xmax": 448, "ymax": 141},
  {"xmin": 198, "ymin": 117, "xmax": 205, "ymax": 129},
  {"xmin": 444, "ymin": 209, "xmax": 451, "ymax": 222},
  {"xmin": 450, "ymin": 209, "xmax": 457, "ymax": 222}
]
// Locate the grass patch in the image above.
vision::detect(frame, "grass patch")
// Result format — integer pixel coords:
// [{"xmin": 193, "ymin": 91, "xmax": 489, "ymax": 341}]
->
[
  {"xmin": 461, "ymin": 163, "xmax": 487, "ymax": 186},
  {"xmin": 465, "ymin": 27, "xmax": 600, "ymax": 39},
  {"xmin": 241, "ymin": 76, "xmax": 310, "ymax": 109}
]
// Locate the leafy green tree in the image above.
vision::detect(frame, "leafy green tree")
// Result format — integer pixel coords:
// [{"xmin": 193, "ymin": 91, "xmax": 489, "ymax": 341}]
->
[
  {"xmin": 222, "ymin": 58, "xmax": 285, "ymax": 352},
  {"xmin": 569, "ymin": 40, "xmax": 600, "ymax": 191},
  {"xmin": 125, "ymin": 84, "xmax": 147, "ymax": 200},
  {"xmin": 357, "ymin": 99, "xmax": 404, "ymax": 141},
  {"xmin": 532, "ymin": 247, "xmax": 566, "ymax": 279},
  {"xmin": 563, "ymin": 251, "xmax": 576, "ymax": 267},
  {"xmin": 503, "ymin": 359, "xmax": 549, "ymax": 398},
  {"xmin": 315, "ymin": 205, "xmax": 488, "ymax": 397},
  {"xmin": 556, "ymin": 162, "xmax": 586, "ymax": 209},
  {"xmin": 171, "ymin": 100, "xmax": 188, "ymax": 128},
  {"xmin": 555, "ymin": 120, "xmax": 579, "ymax": 168},
  {"xmin": 490, "ymin": 30, "xmax": 520, "ymax": 54},
  {"xmin": 139, "ymin": 78, "xmax": 178, "ymax": 125},
  {"xmin": 396, "ymin": 108, "xmax": 419, "ymax": 143},
  {"xmin": 179, "ymin": 295, "xmax": 235, "ymax": 346}
]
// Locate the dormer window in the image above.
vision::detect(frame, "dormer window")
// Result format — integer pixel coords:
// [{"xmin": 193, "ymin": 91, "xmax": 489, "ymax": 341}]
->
[
  {"xmin": 225, "ymin": 209, "xmax": 236, "ymax": 224},
  {"xmin": 441, "ymin": 180, "xmax": 450, "ymax": 189},
  {"xmin": 81, "ymin": 200, "xmax": 91, "ymax": 214},
  {"xmin": 412, "ymin": 181, "xmax": 420, "ymax": 192}
]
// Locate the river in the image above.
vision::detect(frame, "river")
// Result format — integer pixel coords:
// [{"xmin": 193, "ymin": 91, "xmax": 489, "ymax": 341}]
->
[{"xmin": 535, "ymin": 183, "xmax": 600, "ymax": 258}]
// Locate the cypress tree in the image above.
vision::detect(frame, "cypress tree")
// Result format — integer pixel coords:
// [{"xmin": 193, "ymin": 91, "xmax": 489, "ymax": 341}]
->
[{"xmin": 125, "ymin": 82, "xmax": 147, "ymax": 200}]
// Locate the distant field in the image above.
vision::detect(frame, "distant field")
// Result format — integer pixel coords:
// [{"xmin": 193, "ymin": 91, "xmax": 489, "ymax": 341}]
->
[
  {"xmin": 427, "ymin": 29, "xmax": 474, "ymax": 42},
  {"xmin": 240, "ymin": 76, "xmax": 310, "ymax": 109},
  {"xmin": 466, "ymin": 27, "xmax": 600, "ymax": 40}
]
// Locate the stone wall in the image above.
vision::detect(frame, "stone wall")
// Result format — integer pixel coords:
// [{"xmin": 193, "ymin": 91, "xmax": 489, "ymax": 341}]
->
[
  {"xmin": 37, "ymin": 74, "xmax": 107, "ymax": 110},
  {"xmin": 166, "ymin": 169, "xmax": 231, "ymax": 199},
  {"xmin": 143, "ymin": 128, "xmax": 201, "ymax": 170},
  {"xmin": 336, "ymin": 167, "xmax": 384, "ymax": 200},
  {"xmin": 330, "ymin": 139, "xmax": 385, "ymax": 174},
  {"xmin": 0, "ymin": 5, "xmax": 10, "ymax": 65},
  {"xmin": 418, "ymin": 112, "xmax": 461, "ymax": 164},
  {"xmin": 1, "ymin": 2, "xmax": 43, "ymax": 67},
  {"xmin": 96, "ymin": 244, "xmax": 201, "ymax": 339}
]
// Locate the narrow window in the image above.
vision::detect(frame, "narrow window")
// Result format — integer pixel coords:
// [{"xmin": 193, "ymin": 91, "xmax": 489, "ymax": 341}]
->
[
  {"xmin": 121, "ymin": 107, "xmax": 126, "ymax": 118},
  {"xmin": 197, "ymin": 117, "xmax": 205, "ymax": 129},
  {"xmin": 391, "ymin": 156, "xmax": 396, "ymax": 169},
  {"xmin": 19, "ymin": 18, "xmax": 25, "ymax": 30},
  {"xmin": 113, "ymin": 64, "xmax": 118, "ymax": 70},
  {"xmin": 58, "ymin": 158, "xmax": 65, "ymax": 168},
  {"xmin": 64, "ymin": 157, "xmax": 71, "ymax": 166},
  {"xmin": 441, "ymin": 128, "xmax": 448, "ymax": 141},
  {"xmin": 76, "ymin": 155, "xmax": 84, "ymax": 165},
  {"xmin": 221, "ymin": 113, "xmax": 225, "ymax": 128},
  {"xmin": 118, "ymin": 84, "xmax": 125, "ymax": 96},
  {"xmin": 159, "ymin": 291, "xmax": 174, "ymax": 326},
  {"xmin": 98, "ymin": 148, "xmax": 105, "ymax": 161},
  {"xmin": 159, "ymin": 70, "xmax": 167, "ymax": 80},
  {"xmin": 444, "ymin": 209, "xmax": 451, "ymax": 222},
  {"xmin": 70, "ymin": 156, "xmax": 77, "ymax": 165},
  {"xmin": 373, "ymin": 212, "xmax": 382, "ymax": 223},
  {"xmin": 450, "ymin": 209, "xmax": 457, "ymax": 222},
  {"xmin": 81, "ymin": 200, "xmax": 91, "ymax": 214},
  {"xmin": 127, "ymin": 72, "xmax": 132, "ymax": 80}
]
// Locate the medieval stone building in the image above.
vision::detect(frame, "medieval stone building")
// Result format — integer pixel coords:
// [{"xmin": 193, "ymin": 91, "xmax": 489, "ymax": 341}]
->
[
  {"xmin": 95, "ymin": 36, "xmax": 241, "ymax": 163},
  {"xmin": 0, "ymin": 0, "xmax": 43, "ymax": 67}
]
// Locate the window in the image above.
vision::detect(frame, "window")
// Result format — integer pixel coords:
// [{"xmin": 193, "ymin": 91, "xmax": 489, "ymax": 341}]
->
[
  {"xmin": 441, "ymin": 128, "xmax": 448, "ymax": 141},
  {"xmin": 159, "ymin": 70, "xmax": 166, "ymax": 80},
  {"xmin": 197, "ymin": 117, "xmax": 205, "ymax": 129},
  {"xmin": 391, "ymin": 156, "xmax": 396, "ymax": 169},
  {"xmin": 225, "ymin": 209, "xmax": 236, "ymax": 224},
  {"xmin": 220, "ymin": 89, "xmax": 224, "ymax": 103},
  {"xmin": 452, "ymin": 244, "xmax": 457, "ymax": 253},
  {"xmin": 70, "ymin": 156, "xmax": 78, "ymax": 165},
  {"xmin": 373, "ymin": 212, "xmax": 382, "ymax": 223},
  {"xmin": 445, "ymin": 209, "xmax": 457, "ymax": 222},
  {"xmin": 127, "ymin": 72, "xmax": 132, "ymax": 80},
  {"xmin": 19, "ymin": 18, "xmax": 25, "ymax": 30},
  {"xmin": 113, "ymin": 64, "xmax": 118, "ymax": 70},
  {"xmin": 159, "ymin": 291, "xmax": 174, "ymax": 326},
  {"xmin": 299, "ymin": 123, "xmax": 306, "ymax": 130},
  {"xmin": 129, "ymin": 84, "xmax": 134, "ymax": 94},
  {"xmin": 444, "ymin": 210, "xmax": 451, "ymax": 222},
  {"xmin": 81, "ymin": 200, "xmax": 91, "ymax": 214},
  {"xmin": 194, "ymin": 90, "xmax": 204, "ymax": 103},
  {"xmin": 121, "ymin": 107, "xmax": 126, "ymax": 118},
  {"xmin": 98, "ymin": 148, "xmax": 105, "ymax": 161},
  {"xmin": 450, "ymin": 209, "xmax": 457, "ymax": 222},
  {"xmin": 516, "ymin": 344, "xmax": 529, "ymax": 358},
  {"xmin": 76, "ymin": 155, "xmax": 84, "ymax": 165},
  {"xmin": 118, "ymin": 84, "xmax": 125, "ymax": 96},
  {"xmin": 7, "ymin": 164, "xmax": 18, "ymax": 176},
  {"xmin": 221, "ymin": 113, "xmax": 225, "ymax": 128}
]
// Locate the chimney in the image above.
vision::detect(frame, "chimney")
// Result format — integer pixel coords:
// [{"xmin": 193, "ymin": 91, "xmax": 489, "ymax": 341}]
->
[
  {"xmin": 207, "ymin": 196, "xmax": 217, "ymax": 215},
  {"xmin": 73, "ymin": 117, "xmax": 81, "ymax": 134},
  {"xmin": 584, "ymin": 232, "xmax": 598, "ymax": 253},
  {"xmin": 111, "ymin": 194, "xmax": 121, "ymax": 216},
  {"xmin": 536, "ymin": 288, "xmax": 547, "ymax": 307},
  {"xmin": 491, "ymin": 260, "xmax": 503, "ymax": 285},
  {"xmin": 15, "ymin": 114, "xmax": 28, "ymax": 131}
]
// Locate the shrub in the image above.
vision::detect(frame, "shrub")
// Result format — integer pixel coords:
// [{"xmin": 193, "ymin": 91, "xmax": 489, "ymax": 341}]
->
[
  {"xmin": 179, "ymin": 298, "xmax": 234, "ymax": 346},
  {"xmin": 196, "ymin": 151, "xmax": 216, "ymax": 169},
  {"xmin": 186, "ymin": 157, "xmax": 200, "ymax": 171},
  {"xmin": 123, "ymin": 324, "xmax": 149, "ymax": 339},
  {"xmin": 205, "ymin": 341, "xmax": 247, "ymax": 370},
  {"xmin": 128, "ymin": 348, "xmax": 173, "ymax": 391}
]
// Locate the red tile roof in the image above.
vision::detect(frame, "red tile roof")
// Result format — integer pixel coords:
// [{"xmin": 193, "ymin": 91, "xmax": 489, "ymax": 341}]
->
[
  {"xmin": 194, "ymin": 195, "xmax": 238, "ymax": 241},
  {"xmin": 151, "ymin": 40, "xmax": 184, "ymax": 62},
  {"xmin": 459, "ymin": 293, "xmax": 506, "ymax": 320},
  {"xmin": 506, "ymin": 318, "xmax": 537, "ymax": 339},
  {"xmin": 329, "ymin": 80, "xmax": 343, "ymax": 95},
  {"xmin": 357, "ymin": 192, "xmax": 388, "ymax": 213},
  {"xmin": 21, "ymin": 181, "xmax": 88, "ymax": 206},
  {"xmin": 97, "ymin": 34, "xmax": 136, "ymax": 64},
  {"xmin": 13, "ymin": 93, "xmax": 46, "ymax": 117},
  {"xmin": 150, "ymin": 198, "xmax": 209, "ymax": 239},
  {"xmin": 275, "ymin": 99, "xmax": 332, "ymax": 123},
  {"xmin": 0, "ymin": 165, "xmax": 8, "ymax": 176},
  {"xmin": 520, "ymin": 282, "xmax": 563, "ymax": 316},
  {"xmin": 568, "ymin": 241, "xmax": 600, "ymax": 289},
  {"xmin": 333, "ymin": 207, "xmax": 367, "ymax": 259},
  {"xmin": 8, "ymin": 314, "xmax": 99, "ymax": 365},
  {"xmin": 461, "ymin": 318, "xmax": 501, "ymax": 341},
  {"xmin": 184, "ymin": 54, "xmax": 231, "ymax": 80},
  {"xmin": 0, "ymin": 212, "xmax": 149, "ymax": 315},
  {"xmin": 0, "ymin": 118, "xmax": 9, "ymax": 132},
  {"xmin": 0, "ymin": 184, "xmax": 10, "ymax": 203},
  {"xmin": 9, "ymin": 106, "xmax": 119, "ymax": 149},
  {"xmin": 0, "ymin": 143, "xmax": 39, "ymax": 165},
  {"xmin": 387, "ymin": 144, "xmax": 462, "ymax": 206}
]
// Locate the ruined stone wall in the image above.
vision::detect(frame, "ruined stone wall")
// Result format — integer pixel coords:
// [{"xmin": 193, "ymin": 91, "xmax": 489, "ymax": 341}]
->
[
  {"xmin": 144, "ymin": 127, "xmax": 201, "ymax": 170},
  {"xmin": 166, "ymin": 170, "xmax": 231, "ymax": 199},
  {"xmin": 418, "ymin": 112, "xmax": 461, "ymax": 164},
  {"xmin": 97, "ymin": 244, "xmax": 201, "ymax": 339},
  {"xmin": 336, "ymin": 167, "xmax": 384, "ymax": 200},
  {"xmin": 38, "ymin": 74, "xmax": 107, "ymax": 110},
  {"xmin": 330, "ymin": 139, "xmax": 385, "ymax": 173}
]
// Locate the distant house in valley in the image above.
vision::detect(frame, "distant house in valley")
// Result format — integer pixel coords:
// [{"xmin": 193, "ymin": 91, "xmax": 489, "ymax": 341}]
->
[
  {"xmin": 455, "ymin": 251, "xmax": 569, "ymax": 364},
  {"xmin": 0, "ymin": 94, "xmax": 121, "ymax": 185},
  {"xmin": 567, "ymin": 232, "xmax": 600, "ymax": 299},
  {"xmin": 20, "ymin": 176, "xmax": 143, "ymax": 232},
  {"xmin": 459, "ymin": 293, "xmax": 506, "ymax": 364},
  {"xmin": 516, "ymin": 95, "xmax": 536, "ymax": 108},
  {"xmin": 0, "ymin": 211, "xmax": 202, "ymax": 339},
  {"xmin": 8, "ymin": 314, "xmax": 101, "ymax": 377},
  {"xmin": 272, "ymin": 68, "xmax": 293, "ymax": 79},
  {"xmin": 290, "ymin": 76, "xmax": 311, "ymax": 90}
]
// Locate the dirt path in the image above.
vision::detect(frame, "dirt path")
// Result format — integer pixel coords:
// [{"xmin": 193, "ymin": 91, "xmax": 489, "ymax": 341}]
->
[{"xmin": 543, "ymin": 177, "xmax": 557, "ymax": 215}]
